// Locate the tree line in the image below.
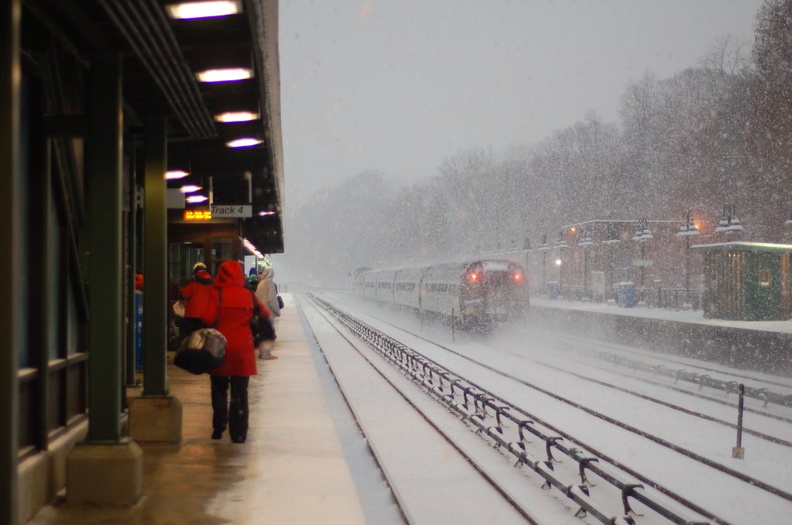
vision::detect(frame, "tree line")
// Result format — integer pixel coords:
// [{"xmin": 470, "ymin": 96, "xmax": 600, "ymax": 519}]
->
[{"xmin": 285, "ymin": 0, "xmax": 792, "ymax": 284}]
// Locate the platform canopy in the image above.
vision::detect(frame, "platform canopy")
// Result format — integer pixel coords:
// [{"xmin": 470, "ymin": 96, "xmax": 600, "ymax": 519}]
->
[
  {"xmin": 37, "ymin": 0, "xmax": 285, "ymax": 253},
  {"xmin": 691, "ymin": 242, "xmax": 792, "ymax": 253}
]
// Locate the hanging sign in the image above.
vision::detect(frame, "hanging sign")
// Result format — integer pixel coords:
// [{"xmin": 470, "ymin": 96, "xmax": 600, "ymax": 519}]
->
[
  {"xmin": 211, "ymin": 204, "xmax": 252, "ymax": 218},
  {"xmin": 184, "ymin": 210, "xmax": 212, "ymax": 221}
]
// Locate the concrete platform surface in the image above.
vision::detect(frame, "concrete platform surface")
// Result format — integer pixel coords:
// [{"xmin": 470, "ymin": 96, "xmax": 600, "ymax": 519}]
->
[{"xmin": 29, "ymin": 299, "xmax": 368, "ymax": 525}]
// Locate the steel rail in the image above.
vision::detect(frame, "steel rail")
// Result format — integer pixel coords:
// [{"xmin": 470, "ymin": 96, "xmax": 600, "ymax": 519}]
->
[
  {"xmin": 405, "ymin": 319, "xmax": 792, "ymax": 506},
  {"xmin": 312, "ymin": 295, "xmax": 718, "ymax": 525},
  {"xmin": 547, "ymin": 330, "xmax": 792, "ymax": 399},
  {"xmin": 303, "ymin": 296, "xmax": 541, "ymax": 524},
  {"xmin": 558, "ymin": 350, "xmax": 792, "ymax": 425},
  {"xmin": 533, "ymin": 360, "xmax": 792, "ymax": 447}
]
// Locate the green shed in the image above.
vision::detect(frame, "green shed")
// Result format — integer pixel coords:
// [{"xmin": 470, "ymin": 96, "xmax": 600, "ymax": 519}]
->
[{"xmin": 691, "ymin": 242, "xmax": 792, "ymax": 321}]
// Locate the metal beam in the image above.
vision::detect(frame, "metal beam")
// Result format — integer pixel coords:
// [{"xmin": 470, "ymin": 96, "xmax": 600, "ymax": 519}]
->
[
  {"xmin": 0, "ymin": 1, "xmax": 21, "ymax": 521},
  {"xmin": 142, "ymin": 117, "xmax": 169, "ymax": 396},
  {"xmin": 86, "ymin": 55, "xmax": 124, "ymax": 442}
]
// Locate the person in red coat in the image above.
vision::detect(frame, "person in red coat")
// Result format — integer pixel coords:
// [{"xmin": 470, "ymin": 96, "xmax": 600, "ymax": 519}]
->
[
  {"xmin": 199, "ymin": 260, "xmax": 271, "ymax": 443},
  {"xmin": 178, "ymin": 262, "xmax": 214, "ymax": 340}
]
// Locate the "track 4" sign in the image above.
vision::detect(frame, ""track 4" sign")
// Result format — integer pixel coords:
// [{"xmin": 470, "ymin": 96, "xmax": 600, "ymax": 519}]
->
[{"xmin": 210, "ymin": 205, "xmax": 252, "ymax": 218}]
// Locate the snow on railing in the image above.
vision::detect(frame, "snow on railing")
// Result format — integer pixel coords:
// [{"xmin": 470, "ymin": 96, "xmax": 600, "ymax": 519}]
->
[{"xmin": 313, "ymin": 295, "xmax": 717, "ymax": 525}]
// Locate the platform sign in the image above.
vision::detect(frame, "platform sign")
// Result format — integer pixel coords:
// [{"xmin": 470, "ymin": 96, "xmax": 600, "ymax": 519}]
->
[
  {"xmin": 211, "ymin": 204, "xmax": 252, "ymax": 218},
  {"xmin": 632, "ymin": 259, "xmax": 653, "ymax": 267}
]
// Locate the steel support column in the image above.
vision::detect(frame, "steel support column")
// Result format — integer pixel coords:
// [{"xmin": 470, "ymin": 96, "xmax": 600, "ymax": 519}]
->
[
  {"xmin": 142, "ymin": 117, "xmax": 169, "ymax": 396},
  {"xmin": 125, "ymin": 143, "xmax": 139, "ymax": 387},
  {"xmin": 30, "ymin": 76, "xmax": 51, "ymax": 454},
  {"xmin": 0, "ymin": 0, "xmax": 21, "ymax": 522},
  {"xmin": 86, "ymin": 55, "xmax": 124, "ymax": 442}
]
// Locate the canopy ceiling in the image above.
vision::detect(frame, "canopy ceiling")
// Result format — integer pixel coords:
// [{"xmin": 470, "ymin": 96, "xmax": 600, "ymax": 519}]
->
[{"xmin": 26, "ymin": 0, "xmax": 284, "ymax": 253}]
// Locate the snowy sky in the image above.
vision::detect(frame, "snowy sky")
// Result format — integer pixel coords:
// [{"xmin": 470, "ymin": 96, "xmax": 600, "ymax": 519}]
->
[{"xmin": 278, "ymin": 0, "xmax": 764, "ymax": 207}]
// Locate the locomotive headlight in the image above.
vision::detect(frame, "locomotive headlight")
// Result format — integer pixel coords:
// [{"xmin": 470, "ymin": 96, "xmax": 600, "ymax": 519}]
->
[
  {"xmin": 468, "ymin": 272, "xmax": 479, "ymax": 282},
  {"xmin": 513, "ymin": 273, "xmax": 523, "ymax": 282}
]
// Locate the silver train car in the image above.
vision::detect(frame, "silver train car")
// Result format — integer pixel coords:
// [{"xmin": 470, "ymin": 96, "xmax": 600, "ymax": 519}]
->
[{"xmin": 352, "ymin": 259, "xmax": 529, "ymax": 331}]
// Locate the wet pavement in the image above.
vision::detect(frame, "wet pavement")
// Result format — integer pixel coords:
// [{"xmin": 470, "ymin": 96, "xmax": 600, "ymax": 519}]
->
[{"xmin": 29, "ymin": 301, "xmax": 367, "ymax": 525}]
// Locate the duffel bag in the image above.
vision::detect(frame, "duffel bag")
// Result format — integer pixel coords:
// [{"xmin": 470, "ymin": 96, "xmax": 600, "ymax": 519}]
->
[{"xmin": 174, "ymin": 328, "xmax": 227, "ymax": 375}]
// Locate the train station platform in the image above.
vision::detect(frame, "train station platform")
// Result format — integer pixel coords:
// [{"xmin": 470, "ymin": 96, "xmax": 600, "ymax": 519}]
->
[
  {"xmin": 29, "ymin": 295, "xmax": 370, "ymax": 525},
  {"xmin": 27, "ymin": 291, "xmax": 792, "ymax": 524}
]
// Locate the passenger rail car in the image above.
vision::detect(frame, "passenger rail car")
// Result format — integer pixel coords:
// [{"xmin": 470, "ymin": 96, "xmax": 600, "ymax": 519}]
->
[{"xmin": 352, "ymin": 259, "xmax": 529, "ymax": 331}]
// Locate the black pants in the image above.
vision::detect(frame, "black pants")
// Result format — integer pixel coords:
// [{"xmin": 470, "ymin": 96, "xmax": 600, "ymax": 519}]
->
[{"xmin": 210, "ymin": 375, "xmax": 250, "ymax": 442}]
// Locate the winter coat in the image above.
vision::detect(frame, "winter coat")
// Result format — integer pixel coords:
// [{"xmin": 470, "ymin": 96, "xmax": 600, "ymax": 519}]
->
[
  {"xmin": 255, "ymin": 268, "xmax": 281, "ymax": 318},
  {"xmin": 180, "ymin": 269, "xmax": 214, "ymax": 318},
  {"xmin": 199, "ymin": 260, "xmax": 270, "ymax": 377}
]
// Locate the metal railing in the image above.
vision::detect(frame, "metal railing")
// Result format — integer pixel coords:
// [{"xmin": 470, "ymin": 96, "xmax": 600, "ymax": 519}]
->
[{"xmin": 313, "ymin": 295, "xmax": 717, "ymax": 524}]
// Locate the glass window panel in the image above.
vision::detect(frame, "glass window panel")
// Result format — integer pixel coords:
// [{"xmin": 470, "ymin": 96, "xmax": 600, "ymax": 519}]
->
[
  {"xmin": 211, "ymin": 238, "xmax": 233, "ymax": 266},
  {"xmin": 67, "ymin": 282, "xmax": 79, "ymax": 355}
]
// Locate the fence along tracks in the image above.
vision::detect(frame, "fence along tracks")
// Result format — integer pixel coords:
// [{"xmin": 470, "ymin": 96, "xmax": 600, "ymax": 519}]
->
[{"xmin": 310, "ymin": 294, "xmax": 720, "ymax": 525}]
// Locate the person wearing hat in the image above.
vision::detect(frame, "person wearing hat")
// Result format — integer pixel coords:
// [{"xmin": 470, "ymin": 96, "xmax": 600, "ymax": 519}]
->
[
  {"xmin": 245, "ymin": 273, "xmax": 259, "ymax": 292},
  {"xmin": 254, "ymin": 267, "xmax": 280, "ymax": 360},
  {"xmin": 197, "ymin": 260, "xmax": 271, "ymax": 443},
  {"xmin": 177, "ymin": 262, "xmax": 214, "ymax": 340}
]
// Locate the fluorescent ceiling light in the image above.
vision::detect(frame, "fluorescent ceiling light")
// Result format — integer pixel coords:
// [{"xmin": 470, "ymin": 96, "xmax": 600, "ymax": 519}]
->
[
  {"xmin": 165, "ymin": 170, "xmax": 189, "ymax": 180},
  {"xmin": 195, "ymin": 68, "xmax": 252, "ymax": 83},
  {"xmin": 214, "ymin": 111, "xmax": 260, "ymax": 123},
  {"xmin": 226, "ymin": 138, "xmax": 262, "ymax": 148},
  {"xmin": 186, "ymin": 195, "xmax": 209, "ymax": 203},
  {"xmin": 166, "ymin": 1, "xmax": 241, "ymax": 20},
  {"xmin": 180, "ymin": 184, "xmax": 202, "ymax": 193},
  {"xmin": 243, "ymin": 238, "xmax": 264, "ymax": 258}
]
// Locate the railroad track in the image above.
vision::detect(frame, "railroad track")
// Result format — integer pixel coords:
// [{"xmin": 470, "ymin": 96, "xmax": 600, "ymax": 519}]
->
[
  {"xmin": 552, "ymin": 344, "xmax": 792, "ymax": 426},
  {"xmin": 544, "ymin": 331, "xmax": 792, "ymax": 402},
  {"xmin": 309, "ymin": 294, "xmax": 722, "ymax": 524}
]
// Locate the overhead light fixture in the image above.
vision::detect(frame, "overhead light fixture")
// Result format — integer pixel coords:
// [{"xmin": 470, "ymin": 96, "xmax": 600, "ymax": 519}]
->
[
  {"xmin": 166, "ymin": 1, "xmax": 242, "ymax": 20},
  {"xmin": 258, "ymin": 210, "xmax": 276, "ymax": 217},
  {"xmin": 215, "ymin": 111, "xmax": 260, "ymax": 123},
  {"xmin": 195, "ymin": 68, "xmax": 252, "ymax": 83},
  {"xmin": 165, "ymin": 170, "xmax": 189, "ymax": 180},
  {"xmin": 676, "ymin": 223, "xmax": 700, "ymax": 237},
  {"xmin": 180, "ymin": 184, "xmax": 202, "ymax": 193},
  {"xmin": 186, "ymin": 195, "xmax": 209, "ymax": 204},
  {"xmin": 227, "ymin": 138, "xmax": 263, "ymax": 148},
  {"xmin": 555, "ymin": 232, "xmax": 568, "ymax": 250},
  {"xmin": 243, "ymin": 238, "xmax": 264, "ymax": 258}
]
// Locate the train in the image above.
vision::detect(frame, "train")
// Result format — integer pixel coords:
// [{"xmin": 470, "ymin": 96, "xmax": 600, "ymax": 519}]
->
[{"xmin": 352, "ymin": 258, "xmax": 529, "ymax": 332}]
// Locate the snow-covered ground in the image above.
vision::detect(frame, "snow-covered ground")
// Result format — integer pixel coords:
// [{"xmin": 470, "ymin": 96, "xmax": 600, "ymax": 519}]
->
[{"xmin": 308, "ymin": 291, "xmax": 792, "ymax": 524}]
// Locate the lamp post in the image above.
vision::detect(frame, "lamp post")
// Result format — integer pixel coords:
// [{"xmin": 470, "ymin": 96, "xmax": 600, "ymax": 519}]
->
[
  {"xmin": 715, "ymin": 203, "xmax": 744, "ymax": 237},
  {"xmin": 579, "ymin": 231, "xmax": 594, "ymax": 299},
  {"xmin": 603, "ymin": 224, "xmax": 620, "ymax": 300},
  {"xmin": 539, "ymin": 234, "xmax": 550, "ymax": 292},
  {"xmin": 676, "ymin": 210, "xmax": 700, "ymax": 304},
  {"xmin": 631, "ymin": 218, "xmax": 653, "ymax": 288},
  {"xmin": 555, "ymin": 231, "xmax": 568, "ymax": 297}
]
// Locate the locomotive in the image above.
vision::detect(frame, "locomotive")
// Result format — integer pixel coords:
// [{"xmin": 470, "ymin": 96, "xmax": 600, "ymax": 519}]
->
[{"xmin": 352, "ymin": 259, "xmax": 529, "ymax": 332}]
